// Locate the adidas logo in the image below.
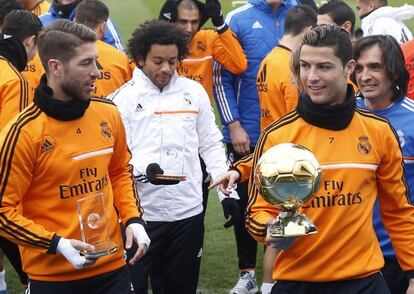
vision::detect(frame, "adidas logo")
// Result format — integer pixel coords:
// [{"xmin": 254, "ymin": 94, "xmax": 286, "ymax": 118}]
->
[
  {"xmin": 257, "ymin": 64, "xmax": 268, "ymax": 92},
  {"xmin": 135, "ymin": 103, "xmax": 144, "ymax": 112},
  {"xmin": 41, "ymin": 139, "xmax": 54, "ymax": 154},
  {"xmin": 252, "ymin": 21, "xmax": 263, "ymax": 29},
  {"xmin": 197, "ymin": 247, "xmax": 203, "ymax": 258},
  {"xmin": 163, "ymin": 12, "xmax": 172, "ymax": 20}
]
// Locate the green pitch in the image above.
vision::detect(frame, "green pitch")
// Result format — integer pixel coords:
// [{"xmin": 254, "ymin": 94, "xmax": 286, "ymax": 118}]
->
[{"xmin": 4, "ymin": 1, "xmax": 414, "ymax": 293}]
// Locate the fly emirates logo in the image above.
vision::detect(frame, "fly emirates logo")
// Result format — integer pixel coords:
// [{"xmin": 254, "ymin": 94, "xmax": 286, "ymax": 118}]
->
[
  {"xmin": 59, "ymin": 168, "xmax": 108, "ymax": 199},
  {"xmin": 302, "ymin": 179, "xmax": 362, "ymax": 209}
]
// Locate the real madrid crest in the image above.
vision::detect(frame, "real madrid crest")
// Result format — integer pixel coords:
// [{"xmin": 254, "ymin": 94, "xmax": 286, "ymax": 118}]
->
[
  {"xmin": 183, "ymin": 92, "xmax": 192, "ymax": 105},
  {"xmin": 197, "ymin": 41, "xmax": 206, "ymax": 52},
  {"xmin": 357, "ymin": 135, "xmax": 371, "ymax": 155},
  {"xmin": 100, "ymin": 121, "xmax": 112, "ymax": 139}
]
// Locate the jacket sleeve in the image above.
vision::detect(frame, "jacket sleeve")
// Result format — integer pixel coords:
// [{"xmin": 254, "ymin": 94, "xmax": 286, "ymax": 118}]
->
[
  {"xmin": 245, "ymin": 130, "xmax": 280, "ymax": 243},
  {"xmin": 0, "ymin": 77, "xmax": 30, "ymax": 130},
  {"xmin": 103, "ymin": 17, "xmax": 124, "ymax": 52},
  {"xmin": 372, "ymin": 17, "xmax": 410, "ymax": 44},
  {"xmin": 0, "ymin": 125, "xmax": 58, "ymax": 252},
  {"xmin": 213, "ymin": 17, "xmax": 242, "ymax": 126},
  {"xmin": 211, "ymin": 28, "xmax": 247, "ymax": 75},
  {"xmin": 196, "ymin": 85, "xmax": 228, "ymax": 180},
  {"xmin": 108, "ymin": 109, "xmax": 144, "ymax": 226},
  {"xmin": 232, "ymin": 154, "xmax": 253, "ymax": 183},
  {"xmin": 377, "ymin": 123, "xmax": 414, "ymax": 275}
]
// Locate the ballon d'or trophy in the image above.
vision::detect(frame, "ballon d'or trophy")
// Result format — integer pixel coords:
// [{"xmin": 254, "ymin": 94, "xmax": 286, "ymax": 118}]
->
[
  {"xmin": 254, "ymin": 143, "xmax": 322, "ymax": 237},
  {"xmin": 77, "ymin": 193, "xmax": 118, "ymax": 258}
]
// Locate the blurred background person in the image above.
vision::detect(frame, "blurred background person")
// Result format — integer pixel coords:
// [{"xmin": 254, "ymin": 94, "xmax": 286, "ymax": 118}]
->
[
  {"xmin": 74, "ymin": 0, "xmax": 133, "ymax": 98},
  {"xmin": 356, "ymin": 0, "xmax": 414, "ymax": 44}
]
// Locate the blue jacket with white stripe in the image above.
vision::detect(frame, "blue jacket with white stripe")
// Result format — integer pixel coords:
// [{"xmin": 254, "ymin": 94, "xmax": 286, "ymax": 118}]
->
[
  {"xmin": 357, "ymin": 96, "xmax": 414, "ymax": 258},
  {"xmin": 214, "ymin": 0, "xmax": 299, "ymax": 146},
  {"xmin": 40, "ymin": 3, "xmax": 124, "ymax": 51}
]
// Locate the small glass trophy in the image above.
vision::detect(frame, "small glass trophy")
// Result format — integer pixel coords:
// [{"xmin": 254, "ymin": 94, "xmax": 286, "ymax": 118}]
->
[
  {"xmin": 158, "ymin": 120, "xmax": 187, "ymax": 182},
  {"xmin": 77, "ymin": 193, "xmax": 117, "ymax": 258}
]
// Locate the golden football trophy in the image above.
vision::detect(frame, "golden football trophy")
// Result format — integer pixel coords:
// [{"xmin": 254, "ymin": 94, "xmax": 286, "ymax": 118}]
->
[
  {"xmin": 254, "ymin": 143, "xmax": 322, "ymax": 237},
  {"xmin": 77, "ymin": 193, "xmax": 118, "ymax": 258}
]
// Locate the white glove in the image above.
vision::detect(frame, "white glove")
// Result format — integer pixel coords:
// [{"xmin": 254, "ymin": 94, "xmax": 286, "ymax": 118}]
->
[
  {"xmin": 125, "ymin": 223, "xmax": 151, "ymax": 265},
  {"xmin": 217, "ymin": 187, "xmax": 240, "ymax": 202},
  {"xmin": 127, "ymin": 223, "xmax": 151, "ymax": 250},
  {"xmin": 56, "ymin": 237, "xmax": 89, "ymax": 269}
]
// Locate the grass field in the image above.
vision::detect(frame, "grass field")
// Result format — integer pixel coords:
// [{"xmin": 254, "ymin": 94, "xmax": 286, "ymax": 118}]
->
[{"xmin": 4, "ymin": 1, "xmax": 414, "ymax": 293}]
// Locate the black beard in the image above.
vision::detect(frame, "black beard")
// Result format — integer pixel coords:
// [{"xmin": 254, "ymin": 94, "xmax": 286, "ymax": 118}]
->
[{"xmin": 61, "ymin": 80, "xmax": 89, "ymax": 101}]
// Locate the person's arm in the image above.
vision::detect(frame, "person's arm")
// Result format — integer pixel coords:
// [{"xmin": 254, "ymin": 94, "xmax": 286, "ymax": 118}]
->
[
  {"xmin": 196, "ymin": 84, "xmax": 227, "ymax": 180},
  {"xmin": 211, "ymin": 28, "xmax": 247, "ymax": 75},
  {"xmin": 108, "ymin": 108, "xmax": 144, "ymax": 225},
  {"xmin": 102, "ymin": 17, "xmax": 124, "ymax": 51},
  {"xmin": 245, "ymin": 132, "xmax": 279, "ymax": 243},
  {"xmin": 377, "ymin": 123, "xmax": 414, "ymax": 277},
  {"xmin": 0, "ymin": 77, "xmax": 30, "ymax": 130},
  {"xmin": 0, "ymin": 124, "xmax": 59, "ymax": 252},
  {"xmin": 372, "ymin": 17, "xmax": 412, "ymax": 44}
]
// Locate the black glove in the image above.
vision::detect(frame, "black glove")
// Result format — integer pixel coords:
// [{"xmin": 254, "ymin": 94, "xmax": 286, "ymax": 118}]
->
[
  {"xmin": 146, "ymin": 163, "xmax": 180, "ymax": 185},
  {"xmin": 221, "ymin": 198, "xmax": 240, "ymax": 228},
  {"xmin": 205, "ymin": 0, "xmax": 224, "ymax": 27}
]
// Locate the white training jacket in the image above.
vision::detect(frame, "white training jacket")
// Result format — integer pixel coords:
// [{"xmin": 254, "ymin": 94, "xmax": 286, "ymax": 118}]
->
[
  {"xmin": 109, "ymin": 68, "xmax": 230, "ymax": 222},
  {"xmin": 361, "ymin": 4, "xmax": 414, "ymax": 44}
]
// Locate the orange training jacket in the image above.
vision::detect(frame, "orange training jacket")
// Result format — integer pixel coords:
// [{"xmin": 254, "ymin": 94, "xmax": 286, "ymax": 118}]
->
[
  {"xmin": 257, "ymin": 45, "xmax": 298, "ymax": 130},
  {"xmin": 235, "ymin": 106, "xmax": 414, "ymax": 282},
  {"xmin": 30, "ymin": 0, "xmax": 51, "ymax": 16},
  {"xmin": 0, "ymin": 97, "xmax": 143, "ymax": 281},
  {"xmin": 178, "ymin": 28, "xmax": 247, "ymax": 101}
]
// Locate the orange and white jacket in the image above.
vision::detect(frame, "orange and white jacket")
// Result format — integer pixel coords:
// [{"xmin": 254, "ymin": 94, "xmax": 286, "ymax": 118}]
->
[
  {"xmin": 235, "ymin": 91, "xmax": 414, "ymax": 281},
  {"xmin": 0, "ymin": 78, "xmax": 143, "ymax": 281},
  {"xmin": 178, "ymin": 27, "xmax": 247, "ymax": 101}
]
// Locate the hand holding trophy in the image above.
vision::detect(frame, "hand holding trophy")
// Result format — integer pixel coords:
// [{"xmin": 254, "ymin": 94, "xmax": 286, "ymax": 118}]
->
[
  {"xmin": 254, "ymin": 143, "xmax": 322, "ymax": 239},
  {"xmin": 77, "ymin": 193, "xmax": 118, "ymax": 259}
]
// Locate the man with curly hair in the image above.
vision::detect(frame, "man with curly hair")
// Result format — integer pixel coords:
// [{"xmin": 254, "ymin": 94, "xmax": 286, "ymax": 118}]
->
[{"xmin": 109, "ymin": 19, "xmax": 231, "ymax": 294}]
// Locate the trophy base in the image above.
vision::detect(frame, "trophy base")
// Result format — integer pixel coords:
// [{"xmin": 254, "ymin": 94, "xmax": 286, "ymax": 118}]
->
[
  {"xmin": 81, "ymin": 242, "xmax": 118, "ymax": 259},
  {"xmin": 268, "ymin": 211, "xmax": 317, "ymax": 237}
]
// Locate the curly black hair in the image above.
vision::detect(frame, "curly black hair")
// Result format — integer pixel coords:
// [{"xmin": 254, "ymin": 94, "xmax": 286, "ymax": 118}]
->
[{"xmin": 127, "ymin": 19, "xmax": 189, "ymax": 65}]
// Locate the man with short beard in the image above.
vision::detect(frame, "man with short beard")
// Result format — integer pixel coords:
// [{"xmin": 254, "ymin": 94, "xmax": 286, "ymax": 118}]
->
[
  {"xmin": 110, "ymin": 19, "xmax": 233, "ymax": 294},
  {"xmin": 0, "ymin": 19, "xmax": 150, "ymax": 293}
]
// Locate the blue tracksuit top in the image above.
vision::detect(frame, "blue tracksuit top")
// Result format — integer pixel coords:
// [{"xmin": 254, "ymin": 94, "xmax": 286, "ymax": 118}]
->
[
  {"xmin": 357, "ymin": 96, "xmax": 414, "ymax": 257},
  {"xmin": 214, "ymin": 0, "xmax": 299, "ymax": 147},
  {"xmin": 40, "ymin": 3, "xmax": 124, "ymax": 51}
]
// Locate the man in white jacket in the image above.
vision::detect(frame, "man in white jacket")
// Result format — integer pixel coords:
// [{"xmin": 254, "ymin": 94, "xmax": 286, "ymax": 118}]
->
[
  {"xmin": 356, "ymin": 0, "xmax": 413, "ymax": 44},
  {"xmin": 109, "ymin": 19, "xmax": 237, "ymax": 294}
]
